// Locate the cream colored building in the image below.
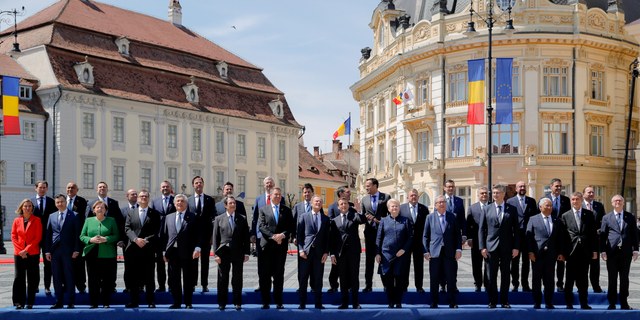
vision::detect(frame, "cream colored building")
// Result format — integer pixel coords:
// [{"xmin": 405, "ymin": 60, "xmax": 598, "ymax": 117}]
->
[{"xmin": 351, "ymin": 0, "xmax": 640, "ymax": 214}]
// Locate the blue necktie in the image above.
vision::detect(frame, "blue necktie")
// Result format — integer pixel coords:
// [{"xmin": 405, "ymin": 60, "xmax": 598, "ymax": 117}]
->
[
  {"xmin": 67, "ymin": 198, "xmax": 73, "ymax": 211},
  {"xmin": 440, "ymin": 214, "xmax": 446, "ymax": 233},
  {"xmin": 411, "ymin": 206, "xmax": 417, "ymax": 222},
  {"xmin": 58, "ymin": 212, "xmax": 64, "ymax": 230},
  {"xmin": 305, "ymin": 202, "xmax": 311, "ymax": 213},
  {"xmin": 229, "ymin": 214, "xmax": 234, "ymax": 230},
  {"xmin": 554, "ymin": 197, "xmax": 559, "ymax": 214},
  {"xmin": 164, "ymin": 197, "xmax": 169, "ymax": 213},
  {"xmin": 372, "ymin": 195, "xmax": 377, "ymax": 212},
  {"xmin": 176, "ymin": 212, "xmax": 182, "ymax": 232},
  {"xmin": 544, "ymin": 216, "xmax": 551, "ymax": 234},
  {"xmin": 448, "ymin": 197, "xmax": 454, "ymax": 213},
  {"xmin": 274, "ymin": 206, "xmax": 279, "ymax": 224}
]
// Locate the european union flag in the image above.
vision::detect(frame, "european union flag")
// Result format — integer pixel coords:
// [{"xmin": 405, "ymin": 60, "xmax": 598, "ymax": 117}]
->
[
  {"xmin": 496, "ymin": 58, "xmax": 513, "ymax": 124},
  {"xmin": 238, "ymin": 192, "xmax": 245, "ymax": 199}
]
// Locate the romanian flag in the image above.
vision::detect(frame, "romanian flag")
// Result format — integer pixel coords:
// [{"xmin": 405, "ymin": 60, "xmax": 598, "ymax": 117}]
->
[
  {"xmin": 2, "ymin": 76, "xmax": 21, "ymax": 135},
  {"xmin": 392, "ymin": 93, "xmax": 402, "ymax": 105},
  {"xmin": 495, "ymin": 58, "xmax": 513, "ymax": 124},
  {"xmin": 467, "ymin": 59, "xmax": 485, "ymax": 125},
  {"xmin": 332, "ymin": 117, "xmax": 351, "ymax": 140}
]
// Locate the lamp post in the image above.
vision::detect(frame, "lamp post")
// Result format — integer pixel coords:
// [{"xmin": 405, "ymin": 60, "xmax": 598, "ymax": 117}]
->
[{"xmin": 463, "ymin": 0, "xmax": 515, "ymax": 190}]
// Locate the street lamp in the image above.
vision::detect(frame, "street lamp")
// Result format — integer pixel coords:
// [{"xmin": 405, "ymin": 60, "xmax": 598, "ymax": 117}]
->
[{"xmin": 464, "ymin": 0, "xmax": 516, "ymax": 190}]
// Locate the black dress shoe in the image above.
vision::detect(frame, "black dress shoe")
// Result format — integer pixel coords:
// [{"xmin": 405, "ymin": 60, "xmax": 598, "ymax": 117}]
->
[
  {"xmin": 113, "ymin": 288, "xmax": 118, "ymax": 293},
  {"xmin": 353, "ymin": 305, "xmax": 362, "ymax": 309},
  {"xmin": 315, "ymin": 304, "xmax": 325, "ymax": 309},
  {"xmin": 298, "ymin": 304, "xmax": 305, "ymax": 309},
  {"xmin": 15, "ymin": 305, "xmax": 23, "ymax": 310},
  {"xmin": 621, "ymin": 305, "xmax": 634, "ymax": 310},
  {"xmin": 261, "ymin": 304, "xmax": 270, "ymax": 309},
  {"xmin": 395, "ymin": 304, "xmax": 402, "ymax": 309},
  {"xmin": 219, "ymin": 305, "xmax": 225, "ymax": 310},
  {"xmin": 78, "ymin": 289, "xmax": 87, "ymax": 294},
  {"xmin": 487, "ymin": 304, "xmax": 497, "ymax": 309},
  {"xmin": 123, "ymin": 289, "xmax": 130, "ymax": 293},
  {"xmin": 417, "ymin": 288, "xmax": 425, "ymax": 293},
  {"xmin": 388, "ymin": 304, "xmax": 394, "ymax": 309},
  {"xmin": 156, "ymin": 288, "xmax": 166, "ymax": 292},
  {"xmin": 89, "ymin": 305, "xmax": 98, "ymax": 309},
  {"xmin": 502, "ymin": 304, "xmax": 511, "ymax": 309},
  {"xmin": 338, "ymin": 304, "xmax": 348, "ymax": 309},
  {"xmin": 557, "ymin": 286, "xmax": 564, "ymax": 292},
  {"xmin": 545, "ymin": 305, "xmax": 555, "ymax": 309},
  {"xmin": 449, "ymin": 303, "xmax": 458, "ymax": 309},
  {"xmin": 50, "ymin": 303, "xmax": 63, "ymax": 309},
  {"xmin": 254, "ymin": 287, "xmax": 261, "ymax": 292},
  {"xmin": 533, "ymin": 304, "xmax": 541, "ymax": 309},
  {"xmin": 148, "ymin": 304, "xmax": 156, "ymax": 308},
  {"xmin": 235, "ymin": 305, "xmax": 241, "ymax": 310},
  {"xmin": 580, "ymin": 305, "xmax": 592, "ymax": 310},
  {"xmin": 276, "ymin": 304, "xmax": 284, "ymax": 309},
  {"xmin": 26, "ymin": 305, "xmax": 33, "ymax": 309},
  {"xmin": 608, "ymin": 305, "xmax": 616, "ymax": 310},
  {"xmin": 474, "ymin": 286, "xmax": 481, "ymax": 292},
  {"xmin": 362, "ymin": 287, "xmax": 372, "ymax": 293},
  {"xmin": 185, "ymin": 305, "xmax": 193, "ymax": 309},
  {"xmin": 566, "ymin": 305, "xmax": 574, "ymax": 309},
  {"xmin": 310, "ymin": 289, "xmax": 315, "ymax": 293},
  {"xmin": 593, "ymin": 288, "xmax": 605, "ymax": 293},
  {"xmin": 203, "ymin": 287, "xmax": 209, "ymax": 292},
  {"xmin": 430, "ymin": 303, "xmax": 438, "ymax": 308},
  {"xmin": 169, "ymin": 304, "xmax": 181, "ymax": 309},
  {"xmin": 67, "ymin": 304, "xmax": 75, "ymax": 309},
  {"xmin": 327, "ymin": 288, "xmax": 338, "ymax": 293},
  {"xmin": 455, "ymin": 288, "xmax": 460, "ymax": 294},
  {"xmin": 126, "ymin": 303, "xmax": 139, "ymax": 308},
  {"xmin": 45, "ymin": 289, "xmax": 52, "ymax": 295}
]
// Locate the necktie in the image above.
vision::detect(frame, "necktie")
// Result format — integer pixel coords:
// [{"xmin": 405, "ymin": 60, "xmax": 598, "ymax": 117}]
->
[
  {"xmin": 176, "ymin": 212, "xmax": 183, "ymax": 232},
  {"xmin": 58, "ymin": 212, "xmax": 64, "ymax": 228},
  {"xmin": 164, "ymin": 197, "xmax": 169, "ymax": 212},
  {"xmin": 140, "ymin": 209, "xmax": 146, "ymax": 222},
  {"xmin": 520, "ymin": 197, "xmax": 525, "ymax": 210},
  {"xmin": 273, "ymin": 205, "xmax": 279, "ymax": 224},
  {"xmin": 448, "ymin": 197, "xmax": 453, "ymax": 212},
  {"xmin": 305, "ymin": 202, "xmax": 311, "ymax": 212},
  {"xmin": 38, "ymin": 197, "xmax": 43, "ymax": 212},
  {"xmin": 411, "ymin": 206, "xmax": 417, "ymax": 222},
  {"xmin": 575, "ymin": 210, "xmax": 581, "ymax": 228},
  {"xmin": 440, "ymin": 214, "xmax": 446, "ymax": 233},
  {"xmin": 497, "ymin": 205, "xmax": 503, "ymax": 223},
  {"xmin": 588, "ymin": 202, "xmax": 592, "ymax": 211},
  {"xmin": 67, "ymin": 198, "xmax": 73, "ymax": 211},
  {"xmin": 544, "ymin": 216, "xmax": 551, "ymax": 234},
  {"xmin": 131, "ymin": 205, "xmax": 135, "ymax": 210},
  {"xmin": 267, "ymin": 195, "xmax": 271, "ymax": 205},
  {"xmin": 229, "ymin": 214, "xmax": 234, "ymax": 230},
  {"xmin": 342, "ymin": 214, "xmax": 347, "ymax": 229},
  {"xmin": 554, "ymin": 197, "xmax": 559, "ymax": 214},
  {"xmin": 312, "ymin": 213, "xmax": 318, "ymax": 232},
  {"xmin": 196, "ymin": 195, "xmax": 202, "ymax": 215},
  {"xmin": 372, "ymin": 195, "xmax": 377, "ymax": 212},
  {"xmin": 617, "ymin": 213, "xmax": 623, "ymax": 230}
]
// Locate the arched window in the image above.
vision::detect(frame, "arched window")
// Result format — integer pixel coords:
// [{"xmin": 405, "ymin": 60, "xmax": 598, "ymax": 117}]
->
[{"xmin": 419, "ymin": 193, "xmax": 431, "ymax": 208}]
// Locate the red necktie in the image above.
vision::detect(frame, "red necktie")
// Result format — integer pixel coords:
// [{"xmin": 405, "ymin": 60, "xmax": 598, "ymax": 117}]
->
[
  {"xmin": 267, "ymin": 195, "xmax": 271, "ymax": 205},
  {"xmin": 588, "ymin": 203, "xmax": 592, "ymax": 211}
]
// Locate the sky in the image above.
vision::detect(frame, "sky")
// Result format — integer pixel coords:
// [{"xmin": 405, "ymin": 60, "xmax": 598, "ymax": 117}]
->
[{"xmin": 0, "ymin": 0, "xmax": 376, "ymax": 154}]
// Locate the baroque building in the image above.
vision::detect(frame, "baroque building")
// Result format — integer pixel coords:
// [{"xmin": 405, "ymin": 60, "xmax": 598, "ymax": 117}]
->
[{"xmin": 351, "ymin": 0, "xmax": 640, "ymax": 214}]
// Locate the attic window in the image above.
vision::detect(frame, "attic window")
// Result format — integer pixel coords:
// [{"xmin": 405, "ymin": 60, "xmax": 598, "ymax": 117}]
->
[
  {"xmin": 182, "ymin": 76, "xmax": 199, "ymax": 104},
  {"xmin": 268, "ymin": 96, "xmax": 285, "ymax": 119},
  {"xmin": 216, "ymin": 61, "xmax": 229, "ymax": 79},
  {"xmin": 115, "ymin": 36, "xmax": 130, "ymax": 56},
  {"xmin": 19, "ymin": 86, "xmax": 32, "ymax": 100},
  {"xmin": 83, "ymin": 69, "xmax": 89, "ymax": 81},
  {"xmin": 73, "ymin": 56, "xmax": 95, "ymax": 87}
]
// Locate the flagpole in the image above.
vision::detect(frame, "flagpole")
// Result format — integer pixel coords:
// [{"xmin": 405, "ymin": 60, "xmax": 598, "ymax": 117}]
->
[{"xmin": 348, "ymin": 112, "xmax": 351, "ymax": 188}]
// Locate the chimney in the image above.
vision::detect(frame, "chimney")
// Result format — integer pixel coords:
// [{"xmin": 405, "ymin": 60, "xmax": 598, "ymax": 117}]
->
[
  {"xmin": 168, "ymin": 0, "xmax": 182, "ymax": 26},
  {"xmin": 314, "ymin": 146, "xmax": 320, "ymax": 157},
  {"xmin": 332, "ymin": 140, "xmax": 340, "ymax": 153}
]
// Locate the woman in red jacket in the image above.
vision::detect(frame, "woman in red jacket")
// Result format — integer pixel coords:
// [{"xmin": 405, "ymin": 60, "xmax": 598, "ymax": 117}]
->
[{"xmin": 11, "ymin": 199, "xmax": 42, "ymax": 310}]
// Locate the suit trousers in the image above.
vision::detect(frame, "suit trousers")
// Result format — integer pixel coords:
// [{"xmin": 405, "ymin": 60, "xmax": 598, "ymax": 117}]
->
[
  {"xmin": 381, "ymin": 273, "xmax": 406, "ymax": 306},
  {"xmin": 155, "ymin": 250, "xmax": 169, "ymax": 289},
  {"xmin": 260, "ymin": 244, "xmax": 287, "ymax": 305},
  {"xmin": 486, "ymin": 250, "xmax": 512, "ymax": 305},
  {"xmin": 85, "ymin": 252, "xmax": 116, "ymax": 306},
  {"xmin": 195, "ymin": 242, "xmax": 211, "ymax": 288},
  {"xmin": 51, "ymin": 250, "xmax": 76, "ymax": 304},
  {"xmin": 556, "ymin": 259, "xmax": 565, "ymax": 288},
  {"xmin": 532, "ymin": 253, "xmax": 557, "ymax": 306},
  {"xmin": 217, "ymin": 253, "xmax": 244, "ymax": 306},
  {"xmin": 337, "ymin": 250, "xmax": 360, "ymax": 306},
  {"xmin": 404, "ymin": 246, "xmax": 424, "ymax": 290},
  {"xmin": 429, "ymin": 255, "xmax": 457, "ymax": 304},
  {"xmin": 364, "ymin": 234, "xmax": 376, "ymax": 288},
  {"xmin": 298, "ymin": 247, "xmax": 325, "ymax": 306},
  {"xmin": 41, "ymin": 250, "xmax": 52, "ymax": 289},
  {"xmin": 167, "ymin": 252, "xmax": 198, "ymax": 306},
  {"xmin": 74, "ymin": 255, "xmax": 87, "ymax": 291},
  {"xmin": 606, "ymin": 248, "xmax": 633, "ymax": 307},
  {"xmin": 589, "ymin": 236, "xmax": 602, "ymax": 290},
  {"xmin": 564, "ymin": 249, "xmax": 590, "ymax": 307},
  {"xmin": 124, "ymin": 248, "xmax": 156, "ymax": 305},
  {"xmin": 511, "ymin": 228, "xmax": 530, "ymax": 289},
  {"xmin": 470, "ymin": 245, "xmax": 487, "ymax": 289},
  {"xmin": 328, "ymin": 263, "xmax": 339, "ymax": 289},
  {"xmin": 12, "ymin": 254, "xmax": 40, "ymax": 306}
]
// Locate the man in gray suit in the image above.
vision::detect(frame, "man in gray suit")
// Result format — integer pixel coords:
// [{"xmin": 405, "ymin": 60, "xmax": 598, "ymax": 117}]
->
[
  {"xmin": 360, "ymin": 178, "xmax": 388, "ymax": 292},
  {"xmin": 467, "ymin": 186, "xmax": 490, "ymax": 292}
]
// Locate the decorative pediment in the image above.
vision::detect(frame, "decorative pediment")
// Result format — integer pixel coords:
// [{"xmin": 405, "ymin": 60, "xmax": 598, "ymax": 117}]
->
[
  {"xmin": 73, "ymin": 56, "xmax": 94, "ymax": 87},
  {"xmin": 590, "ymin": 63, "xmax": 605, "ymax": 71},
  {"xmin": 542, "ymin": 58, "xmax": 570, "ymax": 67},
  {"xmin": 584, "ymin": 113, "xmax": 613, "ymax": 125},
  {"xmin": 182, "ymin": 76, "xmax": 199, "ymax": 104}
]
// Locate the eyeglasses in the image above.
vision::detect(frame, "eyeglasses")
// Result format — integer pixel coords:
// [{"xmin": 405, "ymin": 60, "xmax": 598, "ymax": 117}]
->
[
  {"xmin": 435, "ymin": 201, "xmax": 446, "ymax": 204},
  {"xmin": 138, "ymin": 195, "xmax": 149, "ymax": 198}
]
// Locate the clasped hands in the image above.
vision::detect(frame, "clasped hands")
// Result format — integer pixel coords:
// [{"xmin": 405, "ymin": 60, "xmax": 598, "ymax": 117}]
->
[{"xmin": 272, "ymin": 233, "xmax": 285, "ymax": 244}]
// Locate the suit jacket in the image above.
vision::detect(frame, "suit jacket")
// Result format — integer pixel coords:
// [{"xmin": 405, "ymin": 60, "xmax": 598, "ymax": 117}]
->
[
  {"xmin": 328, "ymin": 201, "xmax": 356, "ymax": 219},
  {"xmin": 212, "ymin": 212, "xmax": 251, "ymax": 261},
  {"xmin": 506, "ymin": 195, "xmax": 539, "ymax": 229},
  {"xmin": 361, "ymin": 192, "xmax": 389, "ymax": 237},
  {"xmin": 162, "ymin": 210, "xmax": 203, "ymax": 259},
  {"xmin": 561, "ymin": 208, "xmax": 598, "ymax": 258},
  {"xmin": 120, "ymin": 204, "xmax": 139, "ymax": 219},
  {"xmin": 330, "ymin": 211, "xmax": 366, "ymax": 257},
  {"xmin": 600, "ymin": 210, "xmax": 640, "ymax": 256},
  {"xmin": 11, "ymin": 215, "xmax": 42, "ymax": 255},
  {"xmin": 45, "ymin": 209, "xmax": 81, "ymax": 255},
  {"xmin": 31, "ymin": 195, "xmax": 57, "ymax": 244},
  {"xmin": 80, "ymin": 217, "xmax": 119, "ymax": 258},
  {"xmin": 424, "ymin": 211, "xmax": 462, "ymax": 259},
  {"xmin": 466, "ymin": 202, "xmax": 487, "ymax": 249},
  {"xmin": 252, "ymin": 193, "xmax": 270, "ymax": 237},
  {"xmin": 540, "ymin": 194, "xmax": 571, "ymax": 217},
  {"xmin": 582, "ymin": 200, "xmax": 606, "ymax": 231},
  {"xmin": 258, "ymin": 203, "xmax": 294, "ymax": 249},
  {"xmin": 87, "ymin": 197, "xmax": 125, "ymax": 242},
  {"xmin": 215, "ymin": 199, "xmax": 247, "ymax": 218},
  {"xmin": 68, "ymin": 196, "xmax": 88, "ymax": 225},
  {"xmin": 150, "ymin": 195, "xmax": 176, "ymax": 216},
  {"xmin": 376, "ymin": 215, "xmax": 413, "ymax": 275},
  {"xmin": 399, "ymin": 202, "xmax": 429, "ymax": 251},
  {"xmin": 187, "ymin": 193, "xmax": 216, "ymax": 239},
  {"xmin": 526, "ymin": 213, "xmax": 564, "ymax": 258},
  {"xmin": 445, "ymin": 195, "xmax": 467, "ymax": 237},
  {"xmin": 291, "ymin": 201, "xmax": 324, "ymax": 240},
  {"xmin": 124, "ymin": 207, "xmax": 161, "ymax": 254},
  {"xmin": 297, "ymin": 211, "xmax": 331, "ymax": 258},
  {"xmin": 479, "ymin": 202, "xmax": 520, "ymax": 253}
]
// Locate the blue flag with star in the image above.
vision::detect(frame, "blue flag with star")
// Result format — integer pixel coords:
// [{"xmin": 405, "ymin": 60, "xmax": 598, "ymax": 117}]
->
[{"xmin": 496, "ymin": 58, "xmax": 513, "ymax": 124}]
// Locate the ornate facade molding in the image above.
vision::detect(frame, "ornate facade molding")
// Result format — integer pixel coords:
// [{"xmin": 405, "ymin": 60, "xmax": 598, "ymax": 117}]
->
[
  {"xmin": 191, "ymin": 151, "xmax": 203, "ymax": 162},
  {"xmin": 62, "ymin": 93, "xmax": 106, "ymax": 107},
  {"xmin": 163, "ymin": 109, "xmax": 227, "ymax": 125},
  {"xmin": 540, "ymin": 112, "xmax": 573, "ymax": 123},
  {"xmin": 139, "ymin": 160, "xmax": 153, "ymax": 169},
  {"xmin": 444, "ymin": 116, "xmax": 468, "ymax": 126},
  {"xmin": 166, "ymin": 148, "xmax": 179, "ymax": 160},
  {"xmin": 584, "ymin": 113, "xmax": 613, "ymax": 125}
]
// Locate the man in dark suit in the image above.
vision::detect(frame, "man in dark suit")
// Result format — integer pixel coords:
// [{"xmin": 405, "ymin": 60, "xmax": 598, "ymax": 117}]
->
[
  {"xmin": 187, "ymin": 176, "xmax": 216, "ymax": 292},
  {"xmin": 297, "ymin": 195, "xmax": 330, "ymax": 309},
  {"xmin": 66, "ymin": 182, "xmax": 88, "ymax": 294},
  {"xmin": 360, "ymin": 178, "xmax": 388, "ymax": 292},
  {"xmin": 540, "ymin": 178, "xmax": 571, "ymax": 292},
  {"xmin": 212, "ymin": 196, "xmax": 251, "ymax": 310},
  {"xmin": 120, "ymin": 188, "xmax": 138, "ymax": 292},
  {"xmin": 215, "ymin": 182, "xmax": 247, "ymax": 218},
  {"xmin": 45, "ymin": 194, "xmax": 81, "ymax": 309},
  {"xmin": 326, "ymin": 186, "xmax": 352, "ymax": 292},
  {"xmin": 527, "ymin": 198, "xmax": 565, "ymax": 309},
  {"xmin": 561, "ymin": 191, "xmax": 598, "ymax": 309},
  {"xmin": 507, "ymin": 181, "xmax": 539, "ymax": 292},
  {"xmin": 601, "ymin": 194, "xmax": 639, "ymax": 310},
  {"xmin": 251, "ymin": 176, "xmax": 275, "ymax": 292},
  {"xmin": 292, "ymin": 183, "xmax": 319, "ymax": 242},
  {"xmin": 31, "ymin": 180, "xmax": 57, "ymax": 294},
  {"xmin": 149, "ymin": 181, "xmax": 176, "ymax": 292},
  {"xmin": 424, "ymin": 196, "xmax": 462, "ymax": 308},
  {"xmin": 443, "ymin": 179, "xmax": 466, "ymax": 293},
  {"xmin": 162, "ymin": 194, "xmax": 203, "ymax": 309},
  {"xmin": 400, "ymin": 189, "xmax": 429, "ymax": 292},
  {"xmin": 258, "ymin": 187, "xmax": 294, "ymax": 309},
  {"xmin": 467, "ymin": 186, "xmax": 490, "ymax": 292},
  {"xmin": 479, "ymin": 184, "xmax": 520, "ymax": 309},
  {"xmin": 124, "ymin": 190, "xmax": 161, "ymax": 308},
  {"xmin": 582, "ymin": 185, "xmax": 606, "ymax": 293},
  {"xmin": 330, "ymin": 198, "xmax": 365, "ymax": 309}
]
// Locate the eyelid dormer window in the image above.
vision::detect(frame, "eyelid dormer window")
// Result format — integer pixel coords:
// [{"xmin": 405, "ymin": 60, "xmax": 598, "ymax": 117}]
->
[{"xmin": 115, "ymin": 36, "xmax": 130, "ymax": 56}]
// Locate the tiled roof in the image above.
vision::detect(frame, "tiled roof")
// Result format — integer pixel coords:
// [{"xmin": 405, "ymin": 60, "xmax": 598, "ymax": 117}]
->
[
  {"xmin": 0, "ymin": 54, "xmax": 37, "ymax": 81},
  {"xmin": 326, "ymin": 159, "xmax": 358, "ymax": 174},
  {"xmin": 299, "ymin": 145, "xmax": 345, "ymax": 183},
  {"xmin": 0, "ymin": 55, "xmax": 46, "ymax": 114}
]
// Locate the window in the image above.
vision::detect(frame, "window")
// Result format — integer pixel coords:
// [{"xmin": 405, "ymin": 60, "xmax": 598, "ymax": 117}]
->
[
  {"xmin": 167, "ymin": 167, "xmax": 177, "ymax": 191},
  {"xmin": 629, "ymin": 130, "xmax": 637, "ymax": 160},
  {"xmin": 19, "ymin": 86, "xmax": 32, "ymax": 99},
  {"xmin": 492, "ymin": 123, "xmax": 519, "ymax": 154},
  {"xmin": 390, "ymin": 95, "xmax": 397, "ymax": 118},
  {"xmin": 417, "ymin": 131, "xmax": 429, "ymax": 161},
  {"xmin": 278, "ymin": 140, "xmax": 286, "ymax": 161},
  {"xmin": 140, "ymin": 121, "xmax": 151, "ymax": 145},
  {"xmin": 379, "ymin": 144, "xmax": 385, "ymax": 169},
  {"xmin": 113, "ymin": 117, "xmax": 124, "ymax": 142},
  {"xmin": 591, "ymin": 71, "xmax": 604, "ymax": 100},
  {"xmin": 216, "ymin": 171, "xmax": 225, "ymax": 195},
  {"xmin": 192, "ymin": 169, "xmax": 202, "ymax": 179},
  {"xmin": 237, "ymin": 175, "xmax": 246, "ymax": 195},
  {"xmin": 237, "ymin": 134, "xmax": 246, "ymax": 156},
  {"xmin": 216, "ymin": 131, "xmax": 224, "ymax": 153},
  {"xmin": 321, "ymin": 188, "xmax": 326, "ymax": 204},
  {"xmin": 450, "ymin": 126, "xmax": 470, "ymax": 157},
  {"xmin": 378, "ymin": 100, "xmax": 385, "ymax": 124},
  {"xmin": 592, "ymin": 186, "xmax": 605, "ymax": 203},
  {"xmin": 0, "ymin": 161, "xmax": 5, "ymax": 184},
  {"xmin": 449, "ymin": 72, "xmax": 467, "ymax": 102},
  {"xmin": 23, "ymin": 121, "xmax": 36, "ymax": 140},
  {"xmin": 419, "ymin": 193, "xmax": 431, "ymax": 208},
  {"xmin": 167, "ymin": 125, "xmax": 177, "ymax": 148},
  {"xmin": 496, "ymin": 0, "xmax": 516, "ymax": 9},
  {"xmin": 113, "ymin": 166, "xmax": 124, "ymax": 191},
  {"xmin": 257, "ymin": 175, "xmax": 266, "ymax": 196},
  {"xmin": 367, "ymin": 147, "xmax": 373, "ymax": 172},
  {"xmin": 542, "ymin": 67, "xmax": 568, "ymax": 97},
  {"xmin": 258, "ymin": 137, "xmax": 266, "ymax": 158},
  {"xmin": 83, "ymin": 163, "xmax": 94, "ymax": 189},
  {"xmin": 626, "ymin": 187, "xmax": 636, "ymax": 214},
  {"xmin": 367, "ymin": 105, "xmax": 374, "ymax": 129},
  {"xmin": 590, "ymin": 125, "xmax": 604, "ymax": 156},
  {"xmin": 192, "ymin": 128, "xmax": 202, "ymax": 151},
  {"xmin": 24, "ymin": 163, "xmax": 36, "ymax": 185},
  {"xmin": 141, "ymin": 168, "xmax": 151, "ymax": 191},
  {"xmin": 543, "ymin": 123, "xmax": 568, "ymax": 154},
  {"xmin": 278, "ymin": 178, "xmax": 286, "ymax": 197},
  {"xmin": 457, "ymin": 186, "xmax": 472, "ymax": 209},
  {"xmin": 391, "ymin": 139, "xmax": 397, "ymax": 164},
  {"xmin": 82, "ymin": 113, "xmax": 94, "ymax": 139},
  {"xmin": 418, "ymin": 79, "xmax": 429, "ymax": 105}
]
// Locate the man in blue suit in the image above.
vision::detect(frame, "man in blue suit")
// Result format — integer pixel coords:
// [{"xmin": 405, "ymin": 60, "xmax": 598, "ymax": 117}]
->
[
  {"xmin": 539, "ymin": 178, "xmax": 571, "ymax": 292},
  {"xmin": 215, "ymin": 182, "xmax": 247, "ymax": 218},
  {"xmin": 360, "ymin": 178, "xmax": 389, "ymax": 292},
  {"xmin": 45, "ymin": 194, "xmax": 81, "ymax": 309},
  {"xmin": 466, "ymin": 186, "xmax": 490, "ymax": 292},
  {"xmin": 479, "ymin": 184, "xmax": 520, "ymax": 309},
  {"xmin": 149, "ymin": 181, "xmax": 176, "ymax": 292},
  {"xmin": 506, "ymin": 181, "xmax": 539, "ymax": 292},
  {"xmin": 601, "ymin": 195, "xmax": 639, "ymax": 310},
  {"xmin": 582, "ymin": 185, "xmax": 606, "ymax": 293},
  {"xmin": 326, "ymin": 186, "xmax": 352, "ymax": 292},
  {"xmin": 297, "ymin": 195, "xmax": 330, "ymax": 309},
  {"xmin": 424, "ymin": 196, "xmax": 462, "ymax": 308},
  {"xmin": 400, "ymin": 189, "xmax": 429, "ymax": 292},
  {"xmin": 251, "ymin": 176, "xmax": 275, "ymax": 292},
  {"xmin": 31, "ymin": 180, "xmax": 57, "ymax": 294},
  {"xmin": 442, "ymin": 179, "xmax": 466, "ymax": 293},
  {"xmin": 292, "ymin": 183, "xmax": 322, "ymax": 292},
  {"xmin": 527, "ymin": 198, "xmax": 565, "ymax": 309}
]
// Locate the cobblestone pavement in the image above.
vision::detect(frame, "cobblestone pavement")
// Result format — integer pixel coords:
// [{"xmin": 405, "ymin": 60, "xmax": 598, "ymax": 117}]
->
[{"xmin": 1, "ymin": 241, "xmax": 638, "ymax": 308}]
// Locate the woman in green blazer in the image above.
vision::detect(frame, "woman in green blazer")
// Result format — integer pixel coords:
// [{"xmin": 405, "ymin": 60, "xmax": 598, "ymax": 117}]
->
[{"xmin": 80, "ymin": 201, "xmax": 119, "ymax": 308}]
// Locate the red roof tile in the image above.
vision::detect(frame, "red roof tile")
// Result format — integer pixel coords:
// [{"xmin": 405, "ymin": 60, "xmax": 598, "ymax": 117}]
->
[
  {"xmin": 298, "ymin": 145, "xmax": 345, "ymax": 184},
  {"xmin": 0, "ymin": 55, "xmax": 38, "ymax": 80}
]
